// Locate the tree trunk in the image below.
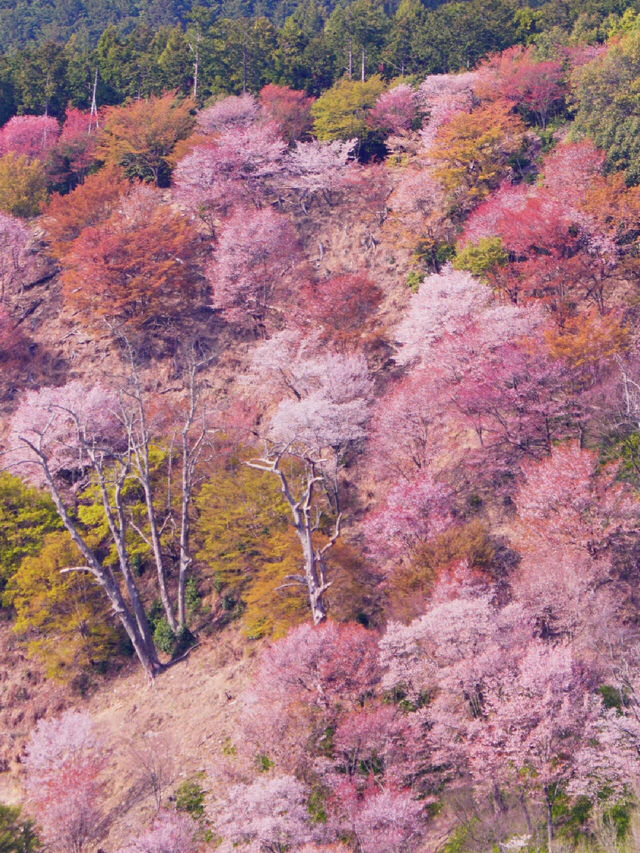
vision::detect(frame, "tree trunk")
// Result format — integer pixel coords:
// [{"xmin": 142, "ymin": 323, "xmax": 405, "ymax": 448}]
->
[
  {"xmin": 361, "ymin": 46, "xmax": 366, "ymax": 82},
  {"xmin": 347, "ymin": 39, "xmax": 353, "ymax": 79},
  {"xmin": 545, "ymin": 790, "xmax": 554, "ymax": 853},
  {"xmin": 42, "ymin": 465, "xmax": 162, "ymax": 679},
  {"xmin": 193, "ymin": 44, "xmax": 199, "ymax": 100},
  {"xmin": 242, "ymin": 44, "xmax": 248, "ymax": 93}
]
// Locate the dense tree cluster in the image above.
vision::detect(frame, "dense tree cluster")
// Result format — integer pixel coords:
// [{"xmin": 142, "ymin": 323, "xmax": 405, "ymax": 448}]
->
[{"xmin": 6, "ymin": 9, "xmax": 640, "ymax": 853}]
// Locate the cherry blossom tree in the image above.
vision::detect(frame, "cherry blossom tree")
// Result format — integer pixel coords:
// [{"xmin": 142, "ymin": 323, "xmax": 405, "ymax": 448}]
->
[
  {"xmin": 243, "ymin": 621, "xmax": 381, "ymax": 769},
  {"xmin": 418, "ymin": 72, "xmax": 476, "ymax": 150},
  {"xmin": 0, "ymin": 114, "xmax": 60, "ymax": 159},
  {"xmin": 511, "ymin": 444, "xmax": 638, "ymax": 641},
  {"xmin": 50, "ymin": 107, "xmax": 101, "ymax": 186},
  {"xmin": 362, "ymin": 473, "xmax": 454, "ymax": 563},
  {"xmin": 466, "ymin": 642, "xmax": 602, "ymax": 852},
  {"xmin": 23, "ymin": 710, "xmax": 103, "ymax": 853},
  {"xmin": 364, "ymin": 368, "xmax": 444, "ymax": 481},
  {"xmin": 117, "ymin": 811, "xmax": 198, "ymax": 853},
  {"xmin": 330, "ymin": 781, "xmax": 424, "ymax": 853},
  {"xmin": 259, "ymin": 83, "xmax": 314, "ymax": 143},
  {"xmin": 282, "ymin": 139, "xmax": 356, "ymax": 211},
  {"xmin": 196, "ymin": 92, "xmax": 259, "ymax": 134},
  {"xmin": 208, "ymin": 207, "xmax": 299, "ymax": 335},
  {"xmin": 393, "ymin": 267, "xmax": 490, "ymax": 366},
  {"xmin": 368, "ymin": 84, "xmax": 417, "ymax": 134},
  {"xmin": 477, "ymin": 46, "xmax": 565, "ymax": 127},
  {"xmin": 214, "ymin": 774, "xmax": 316, "ymax": 852},
  {"xmin": 174, "ymin": 122, "xmax": 287, "ymax": 231}
]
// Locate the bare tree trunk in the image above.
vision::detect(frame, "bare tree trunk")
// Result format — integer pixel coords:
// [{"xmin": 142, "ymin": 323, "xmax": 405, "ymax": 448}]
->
[
  {"xmin": 192, "ymin": 39, "xmax": 199, "ymax": 100},
  {"xmin": 33, "ymin": 451, "xmax": 162, "ymax": 679},
  {"xmin": 242, "ymin": 44, "xmax": 248, "ymax": 93},
  {"xmin": 545, "ymin": 790, "xmax": 554, "ymax": 853},
  {"xmin": 361, "ymin": 46, "xmax": 366, "ymax": 82},
  {"xmin": 246, "ymin": 454, "xmax": 340, "ymax": 624},
  {"xmin": 347, "ymin": 39, "xmax": 353, "ymax": 79}
]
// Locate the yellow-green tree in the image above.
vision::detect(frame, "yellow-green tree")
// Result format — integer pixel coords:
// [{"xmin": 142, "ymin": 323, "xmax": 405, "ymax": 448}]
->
[
  {"xmin": 7, "ymin": 532, "xmax": 119, "ymax": 681},
  {"xmin": 0, "ymin": 153, "xmax": 47, "ymax": 217},
  {"xmin": 0, "ymin": 472, "xmax": 61, "ymax": 596},
  {"xmin": 196, "ymin": 457, "xmax": 307, "ymax": 638},
  {"xmin": 311, "ymin": 75, "xmax": 386, "ymax": 141}
]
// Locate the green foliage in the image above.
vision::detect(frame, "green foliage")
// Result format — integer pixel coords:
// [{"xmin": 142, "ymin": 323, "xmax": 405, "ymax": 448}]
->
[
  {"xmin": 454, "ymin": 237, "xmax": 509, "ymax": 278},
  {"xmin": 406, "ymin": 269, "xmax": 423, "ymax": 292},
  {"xmin": 0, "ymin": 472, "xmax": 61, "ymax": 598},
  {"xmin": 185, "ymin": 577, "xmax": 201, "ymax": 617},
  {"xmin": 412, "ymin": 238, "xmax": 456, "ymax": 274},
  {"xmin": 311, "ymin": 75, "xmax": 386, "ymax": 141},
  {"xmin": 152, "ymin": 617, "xmax": 176, "ymax": 654},
  {"xmin": 256, "ymin": 753, "xmax": 275, "ymax": 771},
  {"xmin": 7, "ymin": 532, "xmax": 119, "ymax": 682},
  {"xmin": 599, "ymin": 684, "xmax": 625, "ymax": 711},
  {"xmin": 175, "ymin": 777, "xmax": 207, "ymax": 819},
  {"xmin": 221, "ymin": 737, "xmax": 237, "ymax": 757},
  {"xmin": 307, "ymin": 786, "xmax": 328, "ymax": 824},
  {"xmin": 571, "ymin": 24, "xmax": 640, "ymax": 183},
  {"xmin": 195, "ymin": 454, "xmax": 307, "ymax": 639},
  {"xmin": 0, "ymin": 803, "xmax": 40, "ymax": 853}
]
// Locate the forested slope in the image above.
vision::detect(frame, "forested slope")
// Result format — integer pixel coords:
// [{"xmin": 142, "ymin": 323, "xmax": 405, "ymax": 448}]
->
[{"xmin": 5, "ymin": 6, "xmax": 640, "ymax": 853}]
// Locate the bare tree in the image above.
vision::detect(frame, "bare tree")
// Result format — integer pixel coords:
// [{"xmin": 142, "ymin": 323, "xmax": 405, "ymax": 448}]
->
[
  {"xmin": 7, "ymin": 350, "xmax": 214, "ymax": 678},
  {"xmin": 128, "ymin": 731, "xmax": 177, "ymax": 810}
]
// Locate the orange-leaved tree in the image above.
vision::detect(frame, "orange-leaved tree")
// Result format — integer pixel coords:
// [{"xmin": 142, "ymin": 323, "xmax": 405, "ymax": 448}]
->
[
  {"xmin": 43, "ymin": 165, "xmax": 129, "ymax": 261},
  {"xmin": 97, "ymin": 92, "xmax": 195, "ymax": 186},
  {"xmin": 61, "ymin": 186, "xmax": 205, "ymax": 332},
  {"xmin": 430, "ymin": 100, "xmax": 529, "ymax": 215}
]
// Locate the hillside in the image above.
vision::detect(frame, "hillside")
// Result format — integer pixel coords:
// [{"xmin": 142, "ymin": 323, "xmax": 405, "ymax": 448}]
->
[{"xmin": 5, "ymin": 9, "xmax": 640, "ymax": 853}]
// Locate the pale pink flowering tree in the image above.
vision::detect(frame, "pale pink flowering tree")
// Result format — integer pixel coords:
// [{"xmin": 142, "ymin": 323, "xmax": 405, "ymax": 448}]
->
[
  {"xmin": 393, "ymin": 267, "xmax": 490, "ymax": 366},
  {"xmin": 247, "ymin": 347, "xmax": 372, "ymax": 622},
  {"xmin": 214, "ymin": 774, "xmax": 317, "ymax": 852},
  {"xmin": 208, "ymin": 207, "xmax": 299, "ymax": 334},
  {"xmin": 8, "ymin": 380, "xmax": 124, "ymax": 488},
  {"xmin": 466, "ymin": 642, "xmax": 602, "ymax": 851},
  {"xmin": 418, "ymin": 72, "xmax": 476, "ymax": 150},
  {"xmin": 196, "ymin": 92, "xmax": 259, "ymax": 134},
  {"xmin": 243, "ymin": 622, "xmax": 380, "ymax": 768},
  {"xmin": 24, "ymin": 710, "xmax": 104, "ymax": 853},
  {"xmin": 368, "ymin": 84, "xmax": 417, "ymax": 134},
  {"xmin": 0, "ymin": 114, "xmax": 60, "ymax": 158},
  {"xmin": 329, "ymin": 704, "xmax": 416, "ymax": 789},
  {"xmin": 282, "ymin": 139, "xmax": 356, "ymax": 211},
  {"xmin": 174, "ymin": 122, "xmax": 286, "ymax": 231},
  {"xmin": 117, "ymin": 811, "xmax": 198, "ymax": 853},
  {"xmin": 379, "ymin": 577, "xmax": 497, "ymax": 701},
  {"xmin": 362, "ymin": 472, "xmax": 454, "ymax": 564},
  {"xmin": 541, "ymin": 140, "xmax": 605, "ymax": 212},
  {"xmin": 512, "ymin": 445, "xmax": 638, "ymax": 641},
  {"xmin": 8, "ymin": 380, "xmax": 162, "ymax": 676},
  {"xmin": 363, "ymin": 367, "xmax": 447, "ymax": 483},
  {"xmin": 330, "ymin": 780, "xmax": 423, "ymax": 853}
]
